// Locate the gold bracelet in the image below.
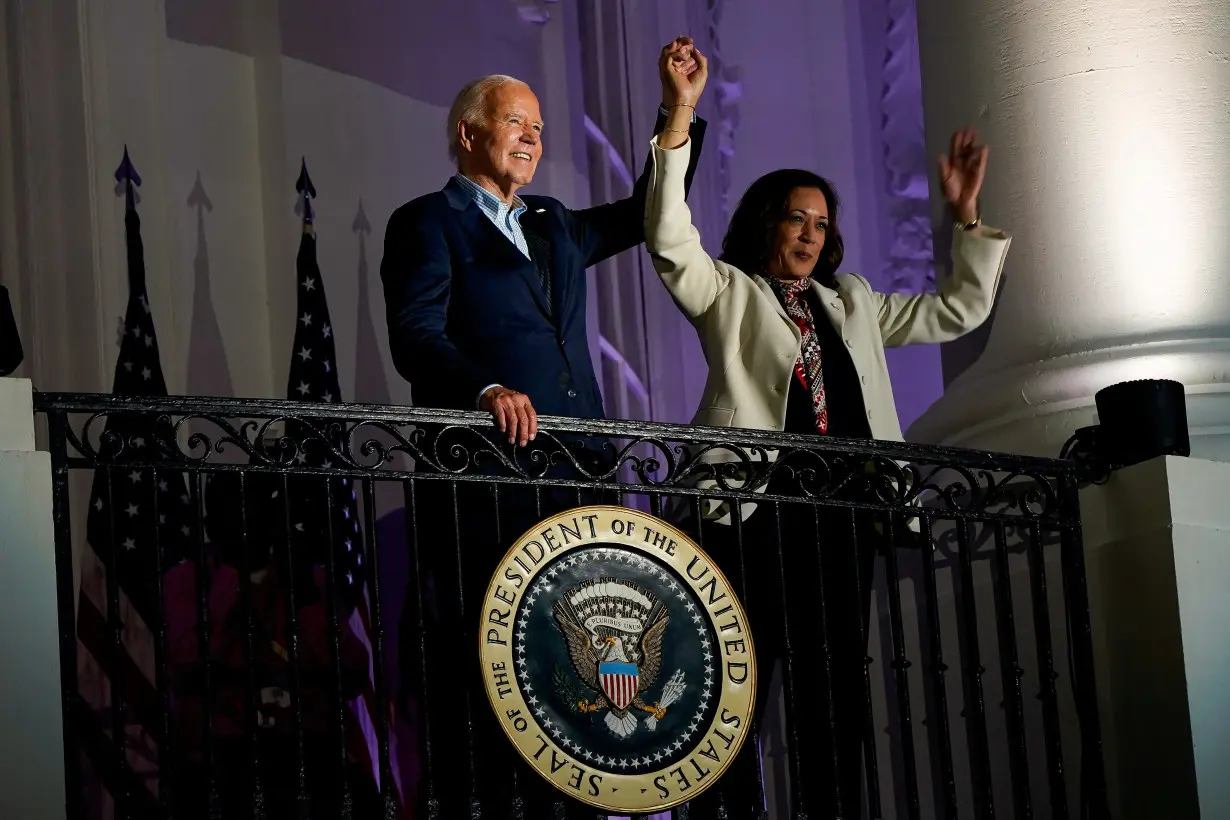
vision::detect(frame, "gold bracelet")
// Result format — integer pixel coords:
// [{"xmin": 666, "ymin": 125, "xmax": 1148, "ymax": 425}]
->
[
  {"xmin": 662, "ymin": 127, "xmax": 690, "ymax": 134},
  {"xmin": 668, "ymin": 103, "xmax": 695, "ymax": 110}
]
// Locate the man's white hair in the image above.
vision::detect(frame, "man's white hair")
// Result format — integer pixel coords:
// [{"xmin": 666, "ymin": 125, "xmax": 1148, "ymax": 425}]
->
[{"xmin": 447, "ymin": 74, "xmax": 529, "ymax": 163}]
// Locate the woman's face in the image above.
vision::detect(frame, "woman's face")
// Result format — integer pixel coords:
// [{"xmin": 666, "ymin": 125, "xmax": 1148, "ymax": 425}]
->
[{"xmin": 766, "ymin": 186, "xmax": 830, "ymax": 280}]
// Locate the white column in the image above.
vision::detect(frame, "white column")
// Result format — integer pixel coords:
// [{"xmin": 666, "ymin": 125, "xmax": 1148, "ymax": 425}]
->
[
  {"xmin": 0, "ymin": 378, "xmax": 65, "ymax": 820},
  {"xmin": 907, "ymin": 0, "xmax": 1230, "ymax": 460},
  {"xmin": 1081, "ymin": 455, "xmax": 1230, "ymax": 818}
]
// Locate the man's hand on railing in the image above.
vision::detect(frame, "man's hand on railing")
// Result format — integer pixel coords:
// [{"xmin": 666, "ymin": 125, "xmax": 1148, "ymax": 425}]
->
[{"xmin": 479, "ymin": 385, "xmax": 538, "ymax": 447}]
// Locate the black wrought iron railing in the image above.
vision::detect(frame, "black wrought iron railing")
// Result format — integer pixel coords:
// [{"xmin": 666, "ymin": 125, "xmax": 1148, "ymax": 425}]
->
[{"xmin": 36, "ymin": 392, "xmax": 1107, "ymax": 820}]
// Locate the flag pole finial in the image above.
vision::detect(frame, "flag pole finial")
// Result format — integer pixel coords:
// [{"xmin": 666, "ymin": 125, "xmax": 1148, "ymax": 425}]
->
[
  {"xmin": 295, "ymin": 157, "xmax": 317, "ymax": 229},
  {"xmin": 114, "ymin": 145, "xmax": 142, "ymax": 213}
]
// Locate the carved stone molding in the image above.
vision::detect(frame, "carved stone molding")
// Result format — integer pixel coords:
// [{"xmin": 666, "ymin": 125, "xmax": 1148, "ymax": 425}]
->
[
  {"xmin": 704, "ymin": 0, "xmax": 742, "ymax": 220},
  {"xmin": 881, "ymin": 0, "xmax": 934, "ymax": 293}
]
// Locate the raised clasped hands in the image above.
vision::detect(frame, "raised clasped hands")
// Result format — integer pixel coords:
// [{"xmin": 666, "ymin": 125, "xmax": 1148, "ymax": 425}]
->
[
  {"xmin": 938, "ymin": 128, "xmax": 989, "ymax": 226},
  {"xmin": 659, "ymin": 36, "xmax": 708, "ymax": 108}
]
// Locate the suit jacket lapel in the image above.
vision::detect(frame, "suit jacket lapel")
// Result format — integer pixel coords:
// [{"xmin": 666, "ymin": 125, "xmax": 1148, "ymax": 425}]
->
[
  {"xmin": 811, "ymin": 280, "xmax": 847, "ymax": 336},
  {"xmin": 522, "ymin": 227, "xmax": 555, "ymax": 321},
  {"xmin": 752, "ymin": 276, "xmax": 802, "ymax": 344},
  {"xmin": 522, "ymin": 206, "xmax": 567, "ymax": 326},
  {"xmin": 444, "ymin": 179, "xmax": 552, "ymax": 319}
]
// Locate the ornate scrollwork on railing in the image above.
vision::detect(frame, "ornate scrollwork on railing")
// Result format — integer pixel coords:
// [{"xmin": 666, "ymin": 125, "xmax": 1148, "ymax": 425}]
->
[
  {"xmin": 912, "ymin": 463, "xmax": 1062, "ymax": 519},
  {"xmin": 41, "ymin": 394, "xmax": 1078, "ymax": 525}
]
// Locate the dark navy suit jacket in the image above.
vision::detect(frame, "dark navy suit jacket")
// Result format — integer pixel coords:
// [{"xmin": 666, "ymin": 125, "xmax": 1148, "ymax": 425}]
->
[
  {"xmin": 0, "ymin": 285, "xmax": 21, "ymax": 377},
  {"xmin": 380, "ymin": 114, "xmax": 707, "ymax": 421}
]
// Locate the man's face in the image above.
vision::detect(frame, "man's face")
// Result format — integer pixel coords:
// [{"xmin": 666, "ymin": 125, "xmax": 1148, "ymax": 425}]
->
[{"xmin": 458, "ymin": 82, "xmax": 543, "ymax": 196}]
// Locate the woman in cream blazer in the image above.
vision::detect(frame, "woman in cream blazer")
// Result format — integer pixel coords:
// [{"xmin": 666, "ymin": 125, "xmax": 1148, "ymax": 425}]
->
[
  {"xmin": 644, "ymin": 135, "xmax": 1011, "ymax": 446},
  {"xmin": 646, "ymin": 47, "xmax": 1011, "ymax": 817}
]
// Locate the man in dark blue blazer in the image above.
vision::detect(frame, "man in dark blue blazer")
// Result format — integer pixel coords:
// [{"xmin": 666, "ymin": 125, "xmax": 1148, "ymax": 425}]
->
[
  {"xmin": 0, "ymin": 285, "xmax": 21, "ymax": 377},
  {"xmin": 380, "ymin": 41, "xmax": 707, "ymax": 447},
  {"xmin": 380, "ymin": 39, "xmax": 710, "ymax": 820}
]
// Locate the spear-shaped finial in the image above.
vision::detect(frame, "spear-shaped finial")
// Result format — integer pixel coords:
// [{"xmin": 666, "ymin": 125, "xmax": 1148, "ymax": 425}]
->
[
  {"xmin": 114, "ymin": 145, "xmax": 142, "ymax": 213},
  {"xmin": 187, "ymin": 171, "xmax": 213, "ymax": 214},
  {"xmin": 351, "ymin": 198, "xmax": 371, "ymax": 236},
  {"xmin": 295, "ymin": 157, "xmax": 317, "ymax": 226}
]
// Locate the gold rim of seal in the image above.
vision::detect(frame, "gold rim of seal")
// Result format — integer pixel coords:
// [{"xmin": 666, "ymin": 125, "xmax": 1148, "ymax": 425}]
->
[{"xmin": 477, "ymin": 505, "xmax": 757, "ymax": 812}]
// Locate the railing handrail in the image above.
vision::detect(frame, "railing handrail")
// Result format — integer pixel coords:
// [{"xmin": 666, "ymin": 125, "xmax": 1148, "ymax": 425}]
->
[{"xmin": 33, "ymin": 390, "xmax": 1073, "ymax": 474}]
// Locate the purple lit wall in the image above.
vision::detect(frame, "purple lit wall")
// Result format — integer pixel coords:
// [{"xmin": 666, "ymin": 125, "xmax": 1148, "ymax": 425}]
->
[{"xmin": 166, "ymin": 0, "xmax": 548, "ymax": 106}]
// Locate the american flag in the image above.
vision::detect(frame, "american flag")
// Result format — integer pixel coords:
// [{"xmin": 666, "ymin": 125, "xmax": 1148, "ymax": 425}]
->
[
  {"xmin": 77, "ymin": 148, "xmax": 197, "ymax": 813},
  {"xmin": 286, "ymin": 163, "xmax": 398, "ymax": 814}
]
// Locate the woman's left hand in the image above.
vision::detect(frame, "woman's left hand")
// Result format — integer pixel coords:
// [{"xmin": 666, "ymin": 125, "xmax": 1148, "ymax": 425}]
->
[
  {"xmin": 659, "ymin": 36, "xmax": 708, "ymax": 108},
  {"xmin": 938, "ymin": 128, "xmax": 988, "ymax": 225}
]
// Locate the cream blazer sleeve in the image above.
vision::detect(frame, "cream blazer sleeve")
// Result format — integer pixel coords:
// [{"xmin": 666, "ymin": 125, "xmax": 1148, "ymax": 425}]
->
[
  {"xmin": 855, "ymin": 223, "xmax": 1012, "ymax": 347},
  {"xmin": 643, "ymin": 136, "xmax": 729, "ymax": 319}
]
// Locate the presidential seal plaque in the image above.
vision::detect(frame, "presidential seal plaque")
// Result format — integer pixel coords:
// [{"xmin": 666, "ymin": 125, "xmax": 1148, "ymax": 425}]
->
[{"xmin": 479, "ymin": 505, "xmax": 756, "ymax": 813}]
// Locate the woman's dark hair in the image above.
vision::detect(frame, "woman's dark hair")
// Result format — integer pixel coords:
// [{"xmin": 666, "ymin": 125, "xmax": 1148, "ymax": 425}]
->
[{"xmin": 718, "ymin": 169, "xmax": 844, "ymax": 284}]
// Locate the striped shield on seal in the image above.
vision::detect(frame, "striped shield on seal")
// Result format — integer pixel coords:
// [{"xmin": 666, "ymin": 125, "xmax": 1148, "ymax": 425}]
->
[{"xmin": 598, "ymin": 661, "xmax": 639, "ymax": 710}]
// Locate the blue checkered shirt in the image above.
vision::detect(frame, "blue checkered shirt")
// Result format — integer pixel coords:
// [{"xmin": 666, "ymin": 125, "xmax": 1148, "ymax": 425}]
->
[{"xmin": 451, "ymin": 173, "xmax": 531, "ymax": 259}]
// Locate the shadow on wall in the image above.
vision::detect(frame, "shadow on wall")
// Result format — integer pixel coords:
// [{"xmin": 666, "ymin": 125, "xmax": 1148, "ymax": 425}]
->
[
  {"xmin": 185, "ymin": 171, "xmax": 236, "ymax": 397},
  {"xmin": 351, "ymin": 199, "xmax": 392, "ymax": 405}
]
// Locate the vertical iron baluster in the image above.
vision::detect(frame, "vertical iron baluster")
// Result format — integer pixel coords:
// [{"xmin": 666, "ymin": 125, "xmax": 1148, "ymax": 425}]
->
[
  {"xmin": 848, "ymin": 508, "xmax": 882, "ymax": 819},
  {"xmin": 881, "ymin": 513, "xmax": 920, "ymax": 819},
  {"xmin": 917, "ymin": 513, "xmax": 958, "ymax": 818},
  {"xmin": 102, "ymin": 467, "xmax": 130, "ymax": 820},
  {"xmin": 687, "ymin": 498, "xmax": 731, "ymax": 820},
  {"xmin": 649, "ymin": 492, "xmax": 662, "ymax": 519},
  {"xmin": 319, "ymin": 478, "xmax": 354, "ymax": 819},
  {"xmin": 490, "ymin": 484, "xmax": 525, "ymax": 820},
  {"xmin": 809, "ymin": 504, "xmax": 843, "ymax": 818},
  {"xmin": 359, "ymin": 479, "xmax": 397, "ymax": 818},
  {"xmin": 47, "ymin": 413, "xmax": 84, "ymax": 820},
  {"xmin": 450, "ymin": 482, "xmax": 481, "ymax": 817},
  {"xmin": 770, "ymin": 501, "xmax": 807, "ymax": 818},
  {"xmin": 402, "ymin": 479, "xmax": 439, "ymax": 819},
  {"xmin": 991, "ymin": 520, "xmax": 1031, "ymax": 816},
  {"xmin": 189, "ymin": 473, "xmax": 221, "ymax": 818},
  {"xmin": 535, "ymin": 483, "xmax": 564, "ymax": 820},
  {"xmin": 236, "ymin": 472, "xmax": 265, "ymax": 819},
  {"xmin": 278, "ymin": 474, "xmax": 310, "ymax": 820},
  {"xmin": 1025, "ymin": 521, "xmax": 1068, "ymax": 818},
  {"xmin": 149, "ymin": 467, "xmax": 176, "ymax": 817},
  {"xmin": 729, "ymin": 498, "xmax": 770, "ymax": 819},
  {"xmin": 1057, "ymin": 474, "xmax": 1109, "ymax": 820},
  {"xmin": 692, "ymin": 497, "xmax": 705, "ymax": 552},
  {"xmin": 537, "ymin": 480, "xmax": 558, "ymax": 820},
  {"xmin": 954, "ymin": 519, "xmax": 993, "ymax": 818}
]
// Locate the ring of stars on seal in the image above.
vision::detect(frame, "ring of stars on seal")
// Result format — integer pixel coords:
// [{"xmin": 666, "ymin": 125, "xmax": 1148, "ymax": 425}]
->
[{"xmin": 479, "ymin": 506, "xmax": 756, "ymax": 813}]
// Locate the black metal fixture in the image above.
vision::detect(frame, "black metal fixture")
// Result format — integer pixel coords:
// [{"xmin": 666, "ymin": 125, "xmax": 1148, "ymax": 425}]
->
[{"xmin": 1061, "ymin": 378, "xmax": 1190, "ymax": 482}]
